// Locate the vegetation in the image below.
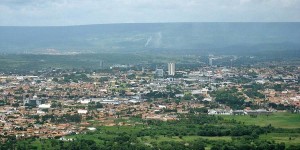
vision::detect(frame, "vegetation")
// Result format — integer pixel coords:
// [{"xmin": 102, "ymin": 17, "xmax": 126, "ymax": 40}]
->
[
  {"xmin": 222, "ymin": 113, "xmax": 300, "ymax": 129},
  {"xmin": 211, "ymin": 88, "xmax": 246, "ymax": 109},
  {"xmin": 2, "ymin": 113, "xmax": 300, "ymax": 150}
]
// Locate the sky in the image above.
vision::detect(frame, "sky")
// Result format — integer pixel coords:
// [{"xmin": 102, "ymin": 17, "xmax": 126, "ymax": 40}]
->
[{"xmin": 0, "ymin": 0, "xmax": 300, "ymax": 26}]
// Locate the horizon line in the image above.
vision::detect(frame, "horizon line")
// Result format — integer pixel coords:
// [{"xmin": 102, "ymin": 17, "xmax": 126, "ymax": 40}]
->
[{"xmin": 1, "ymin": 21, "xmax": 300, "ymax": 27}]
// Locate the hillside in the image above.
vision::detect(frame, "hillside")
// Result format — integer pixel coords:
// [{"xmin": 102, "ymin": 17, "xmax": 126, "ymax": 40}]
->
[{"xmin": 0, "ymin": 22, "xmax": 300, "ymax": 55}]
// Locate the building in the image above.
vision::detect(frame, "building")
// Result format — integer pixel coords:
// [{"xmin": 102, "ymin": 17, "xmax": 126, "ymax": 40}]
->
[
  {"xmin": 209, "ymin": 58, "xmax": 213, "ymax": 66},
  {"xmin": 99, "ymin": 60, "xmax": 104, "ymax": 69},
  {"xmin": 168, "ymin": 63, "xmax": 175, "ymax": 76},
  {"xmin": 38, "ymin": 104, "xmax": 51, "ymax": 109},
  {"xmin": 23, "ymin": 95, "xmax": 46, "ymax": 106},
  {"xmin": 156, "ymin": 69, "xmax": 164, "ymax": 77}
]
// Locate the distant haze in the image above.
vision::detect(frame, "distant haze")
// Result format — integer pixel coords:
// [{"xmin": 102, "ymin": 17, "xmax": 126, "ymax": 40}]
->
[{"xmin": 0, "ymin": 23, "xmax": 300, "ymax": 55}]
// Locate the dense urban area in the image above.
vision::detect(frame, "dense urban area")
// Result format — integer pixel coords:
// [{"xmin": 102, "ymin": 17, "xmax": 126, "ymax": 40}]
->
[{"xmin": 0, "ymin": 54, "xmax": 299, "ymax": 150}]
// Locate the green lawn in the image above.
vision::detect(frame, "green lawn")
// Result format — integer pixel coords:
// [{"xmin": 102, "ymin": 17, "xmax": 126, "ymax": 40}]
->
[
  {"xmin": 47, "ymin": 113, "xmax": 300, "ymax": 150},
  {"xmin": 222, "ymin": 112, "xmax": 300, "ymax": 128},
  {"xmin": 260, "ymin": 133, "xmax": 300, "ymax": 146},
  {"xmin": 138, "ymin": 135, "xmax": 231, "ymax": 143}
]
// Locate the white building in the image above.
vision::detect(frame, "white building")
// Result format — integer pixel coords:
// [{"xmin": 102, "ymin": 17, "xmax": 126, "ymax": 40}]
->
[
  {"xmin": 168, "ymin": 63, "xmax": 175, "ymax": 76},
  {"xmin": 38, "ymin": 104, "xmax": 51, "ymax": 109},
  {"xmin": 156, "ymin": 69, "xmax": 164, "ymax": 77},
  {"xmin": 209, "ymin": 58, "xmax": 213, "ymax": 66},
  {"xmin": 77, "ymin": 109, "xmax": 88, "ymax": 114},
  {"xmin": 158, "ymin": 105, "xmax": 167, "ymax": 109},
  {"xmin": 80, "ymin": 99, "xmax": 91, "ymax": 104}
]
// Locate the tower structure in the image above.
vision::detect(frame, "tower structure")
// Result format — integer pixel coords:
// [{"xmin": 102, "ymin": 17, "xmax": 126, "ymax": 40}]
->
[
  {"xmin": 209, "ymin": 58, "xmax": 213, "ymax": 66},
  {"xmin": 168, "ymin": 63, "xmax": 175, "ymax": 76},
  {"xmin": 99, "ymin": 60, "xmax": 104, "ymax": 69}
]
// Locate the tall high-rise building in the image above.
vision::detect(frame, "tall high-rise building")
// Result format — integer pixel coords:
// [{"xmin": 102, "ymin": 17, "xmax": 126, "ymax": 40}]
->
[
  {"xmin": 168, "ymin": 63, "xmax": 175, "ymax": 76},
  {"xmin": 209, "ymin": 58, "xmax": 213, "ymax": 66},
  {"xmin": 99, "ymin": 60, "xmax": 104, "ymax": 69}
]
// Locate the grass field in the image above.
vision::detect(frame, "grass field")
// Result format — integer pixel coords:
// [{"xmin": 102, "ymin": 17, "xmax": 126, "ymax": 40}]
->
[
  {"xmin": 139, "ymin": 134, "xmax": 300, "ymax": 146},
  {"xmin": 138, "ymin": 135, "xmax": 231, "ymax": 143},
  {"xmin": 260, "ymin": 133, "xmax": 300, "ymax": 146},
  {"xmin": 222, "ymin": 112, "xmax": 300, "ymax": 128},
  {"xmin": 22, "ymin": 113, "xmax": 300, "ymax": 149}
]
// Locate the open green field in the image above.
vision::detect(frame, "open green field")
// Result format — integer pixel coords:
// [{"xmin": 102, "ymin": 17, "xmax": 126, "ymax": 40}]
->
[
  {"xmin": 260, "ymin": 133, "xmax": 300, "ymax": 146},
  {"xmin": 28, "ymin": 133, "xmax": 300, "ymax": 150},
  {"xmin": 222, "ymin": 112, "xmax": 300, "ymax": 128},
  {"xmin": 8, "ymin": 113, "xmax": 300, "ymax": 149},
  {"xmin": 139, "ymin": 135, "xmax": 231, "ymax": 143},
  {"xmin": 139, "ymin": 134, "xmax": 300, "ymax": 147}
]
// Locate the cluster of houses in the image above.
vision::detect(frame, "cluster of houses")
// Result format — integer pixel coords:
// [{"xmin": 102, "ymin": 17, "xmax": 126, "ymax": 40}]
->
[
  {"xmin": 0, "ymin": 63, "xmax": 299, "ymax": 141},
  {"xmin": 208, "ymin": 109, "xmax": 273, "ymax": 115}
]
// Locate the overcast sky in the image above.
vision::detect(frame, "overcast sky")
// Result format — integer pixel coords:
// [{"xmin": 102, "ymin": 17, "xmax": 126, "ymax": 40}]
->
[{"xmin": 0, "ymin": 0, "xmax": 299, "ymax": 26}]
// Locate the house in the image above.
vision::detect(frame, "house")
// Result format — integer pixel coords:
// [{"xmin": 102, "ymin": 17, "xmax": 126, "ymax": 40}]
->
[
  {"xmin": 245, "ymin": 109, "xmax": 272, "ymax": 115},
  {"xmin": 77, "ymin": 109, "xmax": 88, "ymax": 114},
  {"xmin": 232, "ymin": 110, "xmax": 245, "ymax": 115},
  {"xmin": 208, "ymin": 109, "xmax": 232, "ymax": 115}
]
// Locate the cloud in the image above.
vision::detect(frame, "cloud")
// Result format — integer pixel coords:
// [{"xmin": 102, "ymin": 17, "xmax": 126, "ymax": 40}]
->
[{"xmin": 0, "ymin": 0, "xmax": 299, "ymax": 26}]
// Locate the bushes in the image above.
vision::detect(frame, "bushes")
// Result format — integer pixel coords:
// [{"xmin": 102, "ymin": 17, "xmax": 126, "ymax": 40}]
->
[
  {"xmin": 5, "ymin": 114, "xmax": 295, "ymax": 150},
  {"xmin": 209, "ymin": 140, "xmax": 285, "ymax": 150}
]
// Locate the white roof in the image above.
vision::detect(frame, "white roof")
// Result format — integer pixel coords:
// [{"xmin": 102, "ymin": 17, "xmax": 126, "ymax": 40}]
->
[
  {"xmin": 37, "ymin": 110, "xmax": 46, "ymax": 114},
  {"xmin": 77, "ymin": 109, "xmax": 88, "ymax": 114},
  {"xmin": 80, "ymin": 99, "xmax": 91, "ymax": 104},
  {"xmin": 158, "ymin": 105, "xmax": 166, "ymax": 108},
  {"xmin": 203, "ymin": 98, "xmax": 212, "ymax": 101},
  {"xmin": 87, "ymin": 127, "xmax": 96, "ymax": 131},
  {"xmin": 191, "ymin": 90, "xmax": 202, "ymax": 95},
  {"xmin": 38, "ymin": 104, "xmax": 51, "ymax": 109}
]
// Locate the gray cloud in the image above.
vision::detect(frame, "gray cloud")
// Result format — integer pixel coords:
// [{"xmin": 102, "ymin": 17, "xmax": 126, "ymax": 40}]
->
[{"xmin": 0, "ymin": 0, "xmax": 299, "ymax": 26}]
